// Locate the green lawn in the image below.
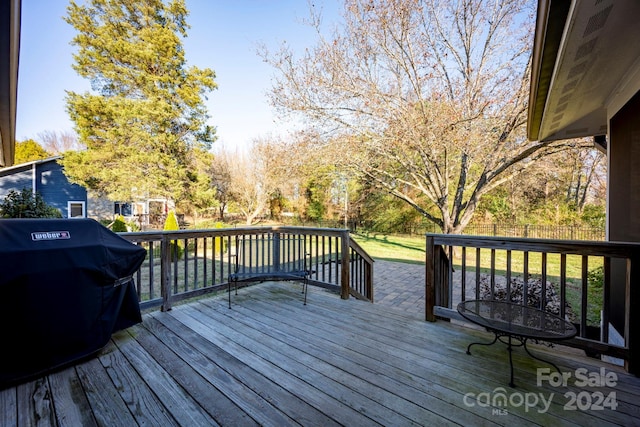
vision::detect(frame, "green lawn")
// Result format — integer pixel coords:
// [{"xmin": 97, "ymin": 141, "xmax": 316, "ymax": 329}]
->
[{"xmin": 351, "ymin": 232, "xmax": 426, "ymax": 264}]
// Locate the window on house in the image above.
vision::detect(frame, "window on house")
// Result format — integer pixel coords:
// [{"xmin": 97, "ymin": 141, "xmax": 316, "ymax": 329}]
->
[
  {"xmin": 68, "ymin": 201, "xmax": 86, "ymax": 218},
  {"xmin": 114, "ymin": 202, "xmax": 132, "ymax": 216}
]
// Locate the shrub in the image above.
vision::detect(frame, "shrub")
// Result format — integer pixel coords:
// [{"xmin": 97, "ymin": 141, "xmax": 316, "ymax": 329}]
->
[
  {"xmin": 587, "ymin": 265, "xmax": 604, "ymax": 290},
  {"xmin": 126, "ymin": 219, "xmax": 140, "ymax": 232},
  {"xmin": 111, "ymin": 215, "xmax": 128, "ymax": 232},
  {"xmin": 581, "ymin": 204, "xmax": 606, "ymax": 229},
  {"xmin": 213, "ymin": 221, "xmax": 227, "ymax": 254},
  {"xmin": 0, "ymin": 189, "xmax": 62, "ymax": 218},
  {"xmin": 164, "ymin": 210, "xmax": 184, "ymax": 260}
]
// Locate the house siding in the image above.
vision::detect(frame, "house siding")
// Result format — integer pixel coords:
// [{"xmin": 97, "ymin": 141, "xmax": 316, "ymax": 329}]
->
[
  {"xmin": 0, "ymin": 165, "xmax": 32, "ymax": 198},
  {"xmin": 0, "ymin": 158, "xmax": 87, "ymax": 218},
  {"xmin": 87, "ymin": 191, "xmax": 115, "ymax": 221},
  {"xmin": 35, "ymin": 161, "xmax": 86, "ymax": 217}
]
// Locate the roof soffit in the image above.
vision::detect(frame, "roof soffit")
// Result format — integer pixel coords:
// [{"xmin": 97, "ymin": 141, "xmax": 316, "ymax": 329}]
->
[{"xmin": 529, "ymin": 0, "xmax": 640, "ymax": 142}]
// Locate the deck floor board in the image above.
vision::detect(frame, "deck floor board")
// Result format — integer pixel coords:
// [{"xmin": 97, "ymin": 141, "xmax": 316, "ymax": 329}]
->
[{"xmin": 3, "ymin": 282, "xmax": 640, "ymax": 426}]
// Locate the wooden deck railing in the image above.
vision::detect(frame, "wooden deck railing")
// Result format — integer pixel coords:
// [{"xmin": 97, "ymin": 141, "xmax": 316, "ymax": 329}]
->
[
  {"xmin": 426, "ymin": 234, "xmax": 640, "ymax": 375},
  {"xmin": 121, "ymin": 226, "xmax": 373, "ymax": 312}
]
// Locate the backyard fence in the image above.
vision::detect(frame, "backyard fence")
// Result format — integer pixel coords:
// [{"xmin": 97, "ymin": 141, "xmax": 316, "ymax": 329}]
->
[
  {"xmin": 461, "ymin": 223, "xmax": 605, "ymax": 241},
  {"xmin": 275, "ymin": 218, "xmax": 605, "ymax": 240}
]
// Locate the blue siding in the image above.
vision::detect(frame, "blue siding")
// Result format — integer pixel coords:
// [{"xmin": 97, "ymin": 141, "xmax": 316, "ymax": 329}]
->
[
  {"xmin": 0, "ymin": 159, "xmax": 87, "ymax": 218},
  {"xmin": 0, "ymin": 165, "xmax": 32, "ymax": 198},
  {"xmin": 35, "ymin": 162, "xmax": 87, "ymax": 217}
]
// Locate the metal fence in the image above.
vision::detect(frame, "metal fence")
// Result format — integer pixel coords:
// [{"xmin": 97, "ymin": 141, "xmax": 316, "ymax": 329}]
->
[
  {"xmin": 223, "ymin": 216, "xmax": 606, "ymax": 241},
  {"xmin": 460, "ymin": 223, "xmax": 605, "ymax": 241},
  {"xmin": 353, "ymin": 221, "xmax": 605, "ymax": 241}
]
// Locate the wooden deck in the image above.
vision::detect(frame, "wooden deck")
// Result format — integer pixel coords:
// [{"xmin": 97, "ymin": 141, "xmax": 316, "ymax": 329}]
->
[{"xmin": 2, "ymin": 282, "xmax": 640, "ymax": 426}]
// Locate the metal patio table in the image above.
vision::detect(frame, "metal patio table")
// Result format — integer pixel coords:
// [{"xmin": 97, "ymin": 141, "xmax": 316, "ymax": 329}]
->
[{"xmin": 457, "ymin": 299, "xmax": 577, "ymax": 387}]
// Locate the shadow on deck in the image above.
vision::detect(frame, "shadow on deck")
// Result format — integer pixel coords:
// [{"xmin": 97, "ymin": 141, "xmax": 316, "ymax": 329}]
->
[{"xmin": 2, "ymin": 282, "xmax": 639, "ymax": 426}]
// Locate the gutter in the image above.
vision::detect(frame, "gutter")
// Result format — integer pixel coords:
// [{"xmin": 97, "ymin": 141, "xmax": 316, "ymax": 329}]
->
[{"xmin": 527, "ymin": 0, "xmax": 572, "ymax": 141}]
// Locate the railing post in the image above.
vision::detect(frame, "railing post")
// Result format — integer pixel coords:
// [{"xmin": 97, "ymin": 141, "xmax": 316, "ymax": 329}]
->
[
  {"xmin": 425, "ymin": 234, "xmax": 436, "ymax": 322},
  {"xmin": 340, "ymin": 230, "xmax": 350, "ymax": 300},
  {"xmin": 160, "ymin": 233, "xmax": 172, "ymax": 312}
]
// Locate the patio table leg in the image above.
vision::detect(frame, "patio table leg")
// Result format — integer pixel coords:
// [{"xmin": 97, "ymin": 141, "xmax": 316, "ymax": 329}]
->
[
  {"xmin": 466, "ymin": 332, "xmax": 518, "ymax": 387},
  {"xmin": 465, "ymin": 332, "xmax": 499, "ymax": 355},
  {"xmin": 508, "ymin": 335, "xmax": 515, "ymax": 387}
]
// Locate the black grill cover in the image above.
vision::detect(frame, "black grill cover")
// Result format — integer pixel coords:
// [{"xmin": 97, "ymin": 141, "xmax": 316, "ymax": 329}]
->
[{"xmin": 0, "ymin": 218, "xmax": 147, "ymax": 388}]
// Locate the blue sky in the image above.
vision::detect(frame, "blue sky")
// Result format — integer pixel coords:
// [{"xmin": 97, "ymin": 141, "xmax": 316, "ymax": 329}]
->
[{"xmin": 16, "ymin": 0, "xmax": 341, "ymax": 151}]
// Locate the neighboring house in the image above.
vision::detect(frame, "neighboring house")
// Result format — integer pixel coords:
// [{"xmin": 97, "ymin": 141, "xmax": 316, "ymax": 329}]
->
[
  {"xmin": 0, "ymin": 156, "xmax": 174, "ymax": 227},
  {"xmin": 112, "ymin": 198, "xmax": 174, "ymax": 228},
  {"xmin": 0, "ymin": 156, "xmax": 87, "ymax": 218}
]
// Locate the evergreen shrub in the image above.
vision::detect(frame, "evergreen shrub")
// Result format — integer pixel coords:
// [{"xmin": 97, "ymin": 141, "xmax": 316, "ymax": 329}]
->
[
  {"xmin": 164, "ymin": 210, "xmax": 184, "ymax": 260},
  {"xmin": 111, "ymin": 215, "xmax": 128, "ymax": 232}
]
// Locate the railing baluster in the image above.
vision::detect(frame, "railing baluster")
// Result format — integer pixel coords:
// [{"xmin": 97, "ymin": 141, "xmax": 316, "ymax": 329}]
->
[
  {"xmin": 248, "ymin": 235, "xmax": 253, "ymax": 273},
  {"xmin": 335, "ymin": 236, "xmax": 339, "ymax": 284},
  {"xmin": 182, "ymin": 237, "xmax": 188, "ymax": 292},
  {"xmin": 490, "ymin": 249, "xmax": 496, "ymax": 299},
  {"xmin": 149, "ymin": 241, "xmax": 155, "ymax": 300},
  {"xmin": 581, "ymin": 255, "xmax": 589, "ymax": 338},
  {"xmin": 172, "ymin": 238, "xmax": 178, "ymax": 294},
  {"xmin": 211, "ymin": 236, "xmax": 217, "ymax": 286},
  {"xmin": 273, "ymin": 232, "xmax": 280, "ymax": 272},
  {"xmin": 447, "ymin": 245, "xmax": 453, "ymax": 308},
  {"xmin": 202, "ymin": 237, "xmax": 207, "ymax": 289},
  {"xmin": 523, "ymin": 251, "xmax": 529, "ymax": 306},
  {"xmin": 194, "ymin": 238, "xmax": 199, "ymax": 289},
  {"xmin": 602, "ymin": 256, "xmax": 611, "ymax": 343},
  {"xmin": 312, "ymin": 234, "xmax": 317, "ymax": 280},
  {"xmin": 161, "ymin": 234, "xmax": 172, "ymax": 311},
  {"xmin": 560, "ymin": 253, "xmax": 567, "ymax": 319},
  {"xmin": 225, "ymin": 235, "xmax": 231, "ymax": 284},
  {"xmin": 330, "ymin": 236, "xmax": 335, "ymax": 284},
  {"xmin": 321, "ymin": 235, "xmax": 326, "ymax": 282},
  {"xmin": 506, "ymin": 250, "xmax": 512, "ymax": 302},
  {"xmin": 475, "ymin": 247, "xmax": 481, "ymax": 300},
  {"xmin": 541, "ymin": 252, "xmax": 547, "ymax": 311},
  {"xmin": 461, "ymin": 246, "xmax": 466, "ymax": 302}
]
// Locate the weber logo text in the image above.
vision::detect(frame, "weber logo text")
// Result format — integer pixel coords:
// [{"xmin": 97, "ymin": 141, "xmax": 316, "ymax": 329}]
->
[{"xmin": 31, "ymin": 231, "xmax": 71, "ymax": 241}]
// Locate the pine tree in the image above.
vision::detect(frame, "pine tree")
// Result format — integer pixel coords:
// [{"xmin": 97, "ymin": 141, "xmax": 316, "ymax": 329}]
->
[{"xmin": 62, "ymin": 0, "xmax": 217, "ymax": 204}]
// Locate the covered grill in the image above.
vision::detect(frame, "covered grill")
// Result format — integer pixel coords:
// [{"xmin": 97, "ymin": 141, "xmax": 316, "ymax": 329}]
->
[{"xmin": 0, "ymin": 218, "xmax": 146, "ymax": 388}]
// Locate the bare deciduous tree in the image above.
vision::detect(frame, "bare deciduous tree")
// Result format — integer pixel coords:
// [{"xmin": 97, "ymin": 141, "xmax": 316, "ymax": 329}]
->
[
  {"xmin": 210, "ymin": 147, "xmax": 234, "ymax": 221},
  {"xmin": 563, "ymin": 148, "xmax": 606, "ymax": 211},
  {"xmin": 263, "ymin": 0, "xmax": 590, "ymax": 233},
  {"xmin": 222, "ymin": 137, "xmax": 298, "ymax": 225},
  {"xmin": 37, "ymin": 130, "xmax": 84, "ymax": 154}
]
